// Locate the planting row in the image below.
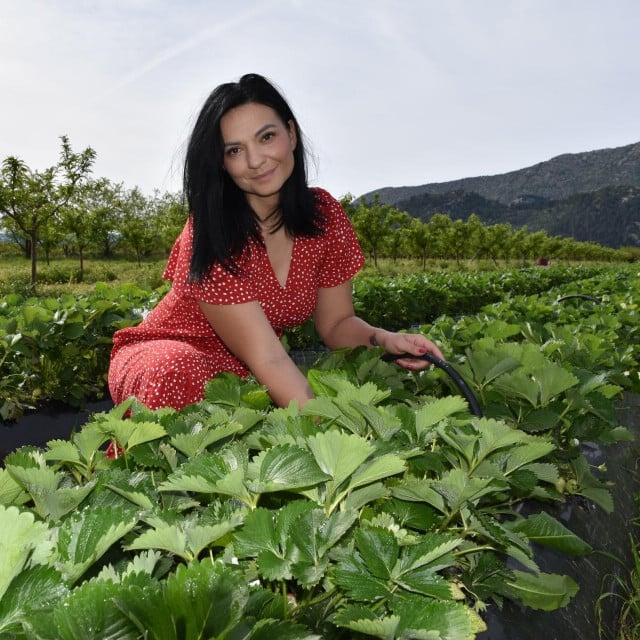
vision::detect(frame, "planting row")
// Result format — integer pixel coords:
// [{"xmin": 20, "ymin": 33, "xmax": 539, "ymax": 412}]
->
[
  {"xmin": 0, "ymin": 265, "xmax": 621, "ymax": 420},
  {"xmin": 0, "ymin": 265, "xmax": 637, "ymax": 638}
]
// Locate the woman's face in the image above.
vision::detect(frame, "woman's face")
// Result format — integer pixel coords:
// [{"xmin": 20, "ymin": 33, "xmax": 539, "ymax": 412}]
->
[{"xmin": 220, "ymin": 102, "xmax": 297, "ymax": 215}]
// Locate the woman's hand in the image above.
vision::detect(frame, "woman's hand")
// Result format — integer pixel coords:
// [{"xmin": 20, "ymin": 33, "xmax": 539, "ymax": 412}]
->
[{"xmin": 376, "ymin": 331, "xmax": 445, "ymax": 371}]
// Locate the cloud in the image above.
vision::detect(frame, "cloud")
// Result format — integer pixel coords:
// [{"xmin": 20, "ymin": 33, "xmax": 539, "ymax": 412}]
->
[{"xmin": 1, "ymin": 0, "xmax": 639, "ymax": 199}]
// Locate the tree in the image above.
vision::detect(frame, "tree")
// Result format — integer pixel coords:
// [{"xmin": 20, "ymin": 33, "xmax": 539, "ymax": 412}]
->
[
  {"xmin": 351, "ymin": 195, "xmax": 409, "ymax": 267},
  {"xmin": 82, "ymin": 179, "xmax": 127, "ymax": 259},
  {"xmin": 483, "ymin": 223, "xmax": 513, "ymax": 266},
  {"xmin": 118, "ymin": 187, "xmax": 159, "ymax": 265},
  {"xmin": 449, "ymin": 219, "xmax": 472, "ymax": 265},
  {"xmin": 425, "ymin": 213, "xmax": 453, "ymax": 260},
  {"xmin": 0, "ymin": 136, "xmax": 95, "ymax": 286},
  {"xmin": 405, "ymin": 218, "xmax": 433, "ymax": 269},
  {"xmin": 150, "ymin": 190, "xmax": 188, "ymax": 254}
]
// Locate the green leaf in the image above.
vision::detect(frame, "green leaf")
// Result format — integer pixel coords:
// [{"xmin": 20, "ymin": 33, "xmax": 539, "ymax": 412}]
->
[
  {"xmin": 0, "ymin": 506, "xmax": 53, "ymax": 601},
  {"xmin": 40, "ymin": 480, "xmax": 98, "ymax": 521},
  {"xmin": 248, "ymin": 444, "xmax": 330, "ymax": 493},
  {"xmin": 242, "ymin": 618, "xmax": 322, "ymax": 639},
  {"xmin": 506, "ymin": 570, "xmax": 579, "ymax": 610},
  {"xmin": 348, "ymin": 453, "xmax": 406, "ymax": 491},
  {"xmin": 127, "ymin": 515, "xmax": 242, "ymax": 562},
  {"xmin": 73, "ymin": 423, "xmax": 110, "ymax": 460},
  {"xmin": 503, "ymin": 439, "xmax": 556, "ymax": 473},
  {"xmin": 164, "ymin": 560, "xmax": 249, "ymax": 638},
  {"xmin": 521, "ymin": 462, "xmax": 559, "ymax": 484},
  {"xmin": 203, "ymin": 372, "xmax": 244, "ymax": 405},
  {"xmin": 0, "ymin": 566, "xmax": 68, "ymax": 636},
  {"xmin": 290, "ymin": 508, "xmax": 357, "ymax": 587},
  {"xmin": 355, "ymin": 527, "xmax": 398, "ymax": 580},
  {"xmin": 510, "ymin": 512, "xmax": 592, "ymax": 556},
  {"xmin": 291, "ymin": 508, "xmax": 357, "ymax": 561},
  {"xmin": 0, "ymin": 468, "xmax": 30, "ymax": 506},
  {"xmin": 170, "ymin": 422, "xmax": 244, "ymax": 457},
  {"xmin": 334, "ymin": 553, "xmax": 390, "ymax": 601},
  {"xmin": 390, "ymin": 479, "xmax": 447, "ymax": 514},
  {"xmin": 415, "ymin": 396, "xmax": 470, "ymax": 431},
  {"xmin": 344, "ymin": 482, "xmax": 390, "ymax": 512},
  {"xmin": 56, "ymin": 506, "xmax": 138, "ymax": 583},
  {"xmin": 306, "ymin": 430, "xmax": 374, "ymax": 486},
  {"xmin": 571, "ymin": 454, "xmax": 614, "ymax": 513},
  {"xmin": 159, "ymin": 446, "xmax": 255, "ymax": 506},
  {"xmin": 240, "ymin": 388, "xmax": 272, "ymax": 410},
  {"xmin": 44, "ymin": 439, "xmax": 82, "ymax": 464},
  {"xmin": 395, "ymin": 533, "xmax": 462, "ymax": 575},
  {"xmin": 536, "ymin": 365, "xmax": 579, "ymax": 405},
  {"xmin": 234, "ymin": 504, "xmax": 312, "ymax": 581},
  {"xmin": 333, "ymin": 606, "xmax": 400, "ymax": 639},
  {"xmin": 465, "ymin": 350, "xmax": 521, "ymax": 386},
  {"xmin": 494, "ymin": 371, "xmax": 540, "ymax": 406},
  {"xmin": 127, "ymin": 421, "xmax": 168, "ymax": 449},
  {"xmin": 53, "ymin": 578, "xmax": 140, "ymax": 640},
  {"xmin": 433, "ymin": 469, "xmax": 504, "ymax": 510},
  {"xmin": 393, "ymin": 595, "xmax": 487, "ymax": 637},
  {"xmin": 352, "ymin": 400, "xmax": 403, "ymax": 440}
]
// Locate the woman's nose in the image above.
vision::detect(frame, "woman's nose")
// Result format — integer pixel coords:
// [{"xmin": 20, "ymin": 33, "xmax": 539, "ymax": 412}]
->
[{"xmin": 246, "ymin": 145, "xmax": 265, "ymax": 169}]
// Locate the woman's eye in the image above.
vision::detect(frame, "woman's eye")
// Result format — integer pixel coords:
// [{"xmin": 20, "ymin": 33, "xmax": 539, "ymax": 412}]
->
[
  {"xmin": 262, "ymin": 131, "xmax": 275, "ymax": 142},
  {"xmin": 226, "ymin": 147, "xmax": 240, "ymax": 156}
]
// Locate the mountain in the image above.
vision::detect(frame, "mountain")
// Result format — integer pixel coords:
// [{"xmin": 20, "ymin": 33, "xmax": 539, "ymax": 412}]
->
[{"xmin": 359, "ymin": 142, "xmax": 640, "ymax": 248}]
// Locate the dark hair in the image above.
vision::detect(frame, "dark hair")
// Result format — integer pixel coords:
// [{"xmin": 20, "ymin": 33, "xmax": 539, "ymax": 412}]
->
[{"xmin": 184, "ymin": 73, "xmax": 324, "ymax": 280}]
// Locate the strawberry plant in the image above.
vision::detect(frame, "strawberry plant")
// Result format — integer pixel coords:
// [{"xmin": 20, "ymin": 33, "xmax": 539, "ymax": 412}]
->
[{"xmin": 1, "ymin": 346, "xmax": 622, "ymax": 639}]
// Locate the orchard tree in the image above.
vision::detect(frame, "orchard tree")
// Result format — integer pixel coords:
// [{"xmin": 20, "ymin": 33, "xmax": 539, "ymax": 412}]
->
[
  {"xmin": 521, "ymin": 230, "xmax": 550, "ymax": 262},
  {"xmin": 118, "ymin": 187, "xmax": 159, "ymax": 265},
  {"xmin": 151, "ymin": 190, "xmax": 188, "ymax": 254},
  {"xmin": 84, "ymin": 179, "xmax": 126, "ymax": 259},
  {"xmin": 0, "ymin": 136, "xmax": 95, "ymax": 286},
  {"xmin": 405, "ymin": 218, "xmax": 433, "ymax": 269},
  {"xmin": 483, "ymin": 223, "xmax": 513, "ymax": 265},
  {"xmin": 351, "ymin": 195, "xmax": 407, "ymax": 267},
  {"xmin": 465, "ymin": 213, "xmax": 488, "ymax": 261},
  {"xmin": 38, "ymin": 218, "xmax": 65, "ymax": 265},
  {"xmin": 425, "ymin": 213, "xmax": 453, "ymax": 260},
  {"xmin": 449, "ymin": 219, "xmax": 472, "ymax": 265}
]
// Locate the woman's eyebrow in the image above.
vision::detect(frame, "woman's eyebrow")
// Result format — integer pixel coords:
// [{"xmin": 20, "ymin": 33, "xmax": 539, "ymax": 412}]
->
[{"xmin": 224, "ymin": 123, "xmax": 277, "ymax": 147}]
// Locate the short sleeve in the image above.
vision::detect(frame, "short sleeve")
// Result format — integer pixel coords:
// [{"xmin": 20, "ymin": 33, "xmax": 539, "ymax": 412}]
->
[
  {"xmin": 163, "ymin": 218, "xmax": 257, "ymax": 305},
  {"xmin": 315, "ymin": 190, "xmax": 366, "ymax": 288}
]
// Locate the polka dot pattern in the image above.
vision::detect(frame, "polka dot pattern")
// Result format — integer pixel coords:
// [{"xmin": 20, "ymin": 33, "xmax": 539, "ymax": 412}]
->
[{"xmin": 108, "ymin": 188, "xmax": 365, "ymax": 410}]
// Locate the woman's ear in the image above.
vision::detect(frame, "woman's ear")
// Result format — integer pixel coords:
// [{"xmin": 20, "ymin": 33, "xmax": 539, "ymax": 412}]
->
[{"xmin": 287, "ymin": 119, "xmax": 298, "ymax": 150}]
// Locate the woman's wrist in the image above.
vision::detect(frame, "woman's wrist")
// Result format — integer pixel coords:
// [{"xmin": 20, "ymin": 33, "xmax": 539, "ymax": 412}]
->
[{"xmin": 369, "ymin": 329, "xmax": 389, "ymax": 349}]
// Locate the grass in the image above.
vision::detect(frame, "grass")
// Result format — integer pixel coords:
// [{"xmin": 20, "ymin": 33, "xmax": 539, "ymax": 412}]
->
[
  {"xmin": 0, "ymin": 255, "xmax": 168, "ymax": 296},
  {"xmin": 596, "ymin": 530, "xmax": 640, "ymax": 639}
]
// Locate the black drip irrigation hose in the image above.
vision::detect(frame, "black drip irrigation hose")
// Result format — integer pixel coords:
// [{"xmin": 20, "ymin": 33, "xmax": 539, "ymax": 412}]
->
[{"xmin": 381, "ymin": 352, "xmax": 483, "ymax": 418}]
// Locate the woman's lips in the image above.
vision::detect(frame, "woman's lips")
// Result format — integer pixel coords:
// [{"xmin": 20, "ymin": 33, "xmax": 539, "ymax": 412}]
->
[{"xmin": 254, "ymin": 167, "xmax": 276, "ymax": 181}]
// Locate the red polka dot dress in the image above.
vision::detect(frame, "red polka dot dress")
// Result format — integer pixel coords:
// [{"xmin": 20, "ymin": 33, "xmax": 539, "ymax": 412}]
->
[{"xmin": 108, "ymin": 188, "xmax": 365, "ymax": 410}]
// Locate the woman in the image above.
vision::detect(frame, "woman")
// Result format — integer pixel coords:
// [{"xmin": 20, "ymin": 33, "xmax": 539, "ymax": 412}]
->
[{"xmin": 108, "ymin": 73, "xmax": 443, "ymax": 411}]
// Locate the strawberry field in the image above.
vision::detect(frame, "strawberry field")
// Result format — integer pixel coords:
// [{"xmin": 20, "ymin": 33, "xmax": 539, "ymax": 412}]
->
[{"xmin": 0, "ymin": 263, "xmax": 638, "ymax": 639}]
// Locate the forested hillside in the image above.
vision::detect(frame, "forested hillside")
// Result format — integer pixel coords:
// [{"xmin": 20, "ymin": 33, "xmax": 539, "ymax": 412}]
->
[{"xmin": 360, "ymin": 142, "xmax": 640, "ymax": 248}]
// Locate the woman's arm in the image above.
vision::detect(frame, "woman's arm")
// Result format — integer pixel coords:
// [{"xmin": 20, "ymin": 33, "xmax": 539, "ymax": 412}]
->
[
  {"xmin": 198, "ymin": 300, "xmax": 314, "ymax": 407},
  {"xmin": 313, "ymin": 280, "xmax": 444, "ymax": 370}
]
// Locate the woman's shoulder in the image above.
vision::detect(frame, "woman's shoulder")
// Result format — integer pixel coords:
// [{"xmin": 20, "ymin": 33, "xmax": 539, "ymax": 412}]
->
[
  {"xmin": 310, "ymin": 187, "xmax": 348, "ymax": 221},
  {"xmin": 310, "ymin": 186, "xmax": 340, "ymax": 207}
]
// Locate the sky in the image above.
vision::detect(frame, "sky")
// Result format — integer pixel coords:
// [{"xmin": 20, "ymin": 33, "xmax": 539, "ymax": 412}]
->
[{"xmin": 1, "ymin": 0, "xmax": 639, "ymax": 200}]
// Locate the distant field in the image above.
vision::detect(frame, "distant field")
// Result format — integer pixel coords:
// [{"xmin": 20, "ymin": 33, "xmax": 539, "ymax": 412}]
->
[
  {"xmin": 0, "ymin": 256, "xmax": 168, "ymax": 296},
  {"xmin": 0, "ymin": 251, "xmax": 611, "ymax": 297}
]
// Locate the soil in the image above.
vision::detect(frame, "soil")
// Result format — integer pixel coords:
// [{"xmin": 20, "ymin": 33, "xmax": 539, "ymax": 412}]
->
[{"xmin": 1, "ymin": 399, "xmax": 114, "ymax": 462}]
